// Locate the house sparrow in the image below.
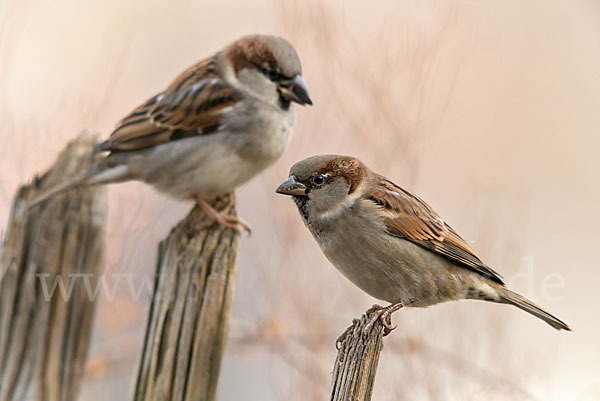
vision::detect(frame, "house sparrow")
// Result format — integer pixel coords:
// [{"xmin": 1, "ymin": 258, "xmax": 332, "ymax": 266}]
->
[
  {"xmin": 276, "ymin": 155, "xmax": 570, "ymax": 342},
  {"xmin": 29, "ymin": 34, "xmax": 312, "ymax": 231}
]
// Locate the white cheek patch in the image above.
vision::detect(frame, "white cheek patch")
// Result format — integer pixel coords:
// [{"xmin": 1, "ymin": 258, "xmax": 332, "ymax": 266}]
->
[
  {"xmin": 221, "ymin": 63, "xmax": 239, "ymax": 86},
  {"xmin": 317, "ymin": 189, "xmax": 363, "ymax": 221}
]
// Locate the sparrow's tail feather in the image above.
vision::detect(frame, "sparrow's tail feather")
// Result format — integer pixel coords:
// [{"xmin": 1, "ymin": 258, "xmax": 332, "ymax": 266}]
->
[
  {"xmin": 497, "ymin": 287, "xmax": 571, "ymax": 331},
  {"xmin": 27, "ymin": 164, "xmax": 129, "ymax": 209}
]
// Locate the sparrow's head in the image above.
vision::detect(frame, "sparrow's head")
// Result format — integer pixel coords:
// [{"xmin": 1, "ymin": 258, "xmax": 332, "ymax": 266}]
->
[
  {"xmin": 224, "ymin": 34, "xmax": 312, "ymax": 109},
  {"xmin": 276, "ymin": 155, "xmax": 369, "ymax": 222}
]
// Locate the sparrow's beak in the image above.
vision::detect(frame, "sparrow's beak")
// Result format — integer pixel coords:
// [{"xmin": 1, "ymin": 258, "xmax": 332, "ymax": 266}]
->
[
  {"xmin": 275, "ymin": 176, "xmax": 307, "ymax": 196},
  {"xmin": 278, "ymin": 75, "xmax": 312, "ymax": 106}
]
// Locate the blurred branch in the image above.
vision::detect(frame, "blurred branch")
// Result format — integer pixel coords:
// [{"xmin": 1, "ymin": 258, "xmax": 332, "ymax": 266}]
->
[
  {"xmin": 330, "ymin": 314, "xmax": 385, "ymax": 401},
  {"xmin": 0, "ymin": 131, "xmax": 107, "ymax": 401},
  {"xmin": 132, "ymin": 197, "xmax": 238, "ymax": 401}
]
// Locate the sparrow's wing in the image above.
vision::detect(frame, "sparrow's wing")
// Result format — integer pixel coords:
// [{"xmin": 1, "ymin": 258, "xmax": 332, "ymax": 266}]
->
[
  {"xmin": 370, "ymin": 177, "xmax": 504, "ymax": 284},
  {"xmin": 95, "ymin": 56, "xmax": 242, "ymax": 153}
]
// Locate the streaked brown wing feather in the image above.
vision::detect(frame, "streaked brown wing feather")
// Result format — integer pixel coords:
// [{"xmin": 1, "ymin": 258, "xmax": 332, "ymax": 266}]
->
[
  {"xmin": 95, "ymin": 56, "xmax": 241, "ymax": 153},
  {"xmin": 149, "ymin": 78, "xmax": 236, "ymax": 131},
  {"xmin": 370, "ymin": 177, "xmax": 504, "ymax": 284}
]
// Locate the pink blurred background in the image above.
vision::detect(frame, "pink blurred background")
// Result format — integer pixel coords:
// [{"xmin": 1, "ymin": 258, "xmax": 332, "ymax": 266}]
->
[{"xmin": 1, "ymin": 0, "xmax": 599, "ymax": 400}]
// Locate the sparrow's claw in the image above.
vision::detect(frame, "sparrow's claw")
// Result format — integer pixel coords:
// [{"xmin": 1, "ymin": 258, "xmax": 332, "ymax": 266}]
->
[
  {"xmin": 335, "ymin": 303, "xmax": 403, "ymax": 349},
  {"xmin": 194, "ymin": 196, "xmax": 251, "ymax": 234},
  {"xmin": 335, "ymin": 318, "xmax": 360, "ymax": 350},
  {"xmin": 197, "ymin": 213, "xmax": 251, "ymax": 234},
  {"xmin": 361, "ymin": 302, "xmax": 403, "ymax": 337},
  {"xmin": 220, "ymin": 214, "xmax": 251, "ymax": 234}
]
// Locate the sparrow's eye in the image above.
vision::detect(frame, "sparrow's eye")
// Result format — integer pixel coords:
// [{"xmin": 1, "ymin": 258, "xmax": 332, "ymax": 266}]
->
[
  {"xmin": 261, "ymin": 67, "xmax": 283, "ymax": 82},
  {"xmin": 311, "ymin": 174, "xmax": 326, "ymax": 186}
]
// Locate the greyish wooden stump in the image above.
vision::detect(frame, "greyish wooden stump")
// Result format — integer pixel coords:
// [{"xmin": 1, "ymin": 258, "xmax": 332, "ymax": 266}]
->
[
  {"xmin": 0, "ymin": 131, "xmax": 107, "ymax": 401},
  {"xmin": 132, "ymin": 197, "xmax": 239, "ymax": 401},
  {"xmin": 330, "ymin": 314, "xmax": 385, "ymax": 401}
]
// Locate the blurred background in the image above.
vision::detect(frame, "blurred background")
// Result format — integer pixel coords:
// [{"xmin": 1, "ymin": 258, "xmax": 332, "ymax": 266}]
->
[{"xmin": 1, "ymin": 0, "xmax": 599, "ymax": 400}]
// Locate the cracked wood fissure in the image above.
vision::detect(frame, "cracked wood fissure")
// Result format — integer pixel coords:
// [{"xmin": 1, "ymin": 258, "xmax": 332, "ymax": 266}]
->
[
  {"xmin": 0, "ymin": 131, "xmax": 107, "ymax": 401},
  {"xmin": 330, "ymin": 315, "xmax": 385, "ymax": 401},
  {"xmin": 132, "ymin": 197, "xmax": 238, "ymax": 401}
]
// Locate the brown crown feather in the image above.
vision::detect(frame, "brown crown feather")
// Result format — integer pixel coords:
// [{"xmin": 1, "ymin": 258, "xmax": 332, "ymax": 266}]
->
[
  {"xmin": 226, "ymin": 36, "xmax": 277, "ymax": 73},
  {"xmin": 321, "ymin": 157, "xmax": 368, "ymax": 194}
]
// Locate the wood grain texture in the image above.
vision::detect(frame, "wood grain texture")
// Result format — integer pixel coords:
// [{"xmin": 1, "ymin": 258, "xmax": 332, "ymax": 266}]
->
[
  {"xmin": 0, "ymin": 131, "xmax": 107, "ymax": 401},
  {"xmin": 132, "ymin": 197, "xmax": 239, "ymax": 401},
  {"xmin": 330, "ymin": 314, "xmax": 385, "ymax": 401}
]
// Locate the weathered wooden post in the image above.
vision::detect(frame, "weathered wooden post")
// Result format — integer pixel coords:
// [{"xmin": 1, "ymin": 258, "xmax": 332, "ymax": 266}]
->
[
  {"xmin": 0, "ymin": 131, "xmax": 107, "ymax": 401},
  {"xmin": 330, "ymin": 315, "xmax": 386, "ymax": 401},
  {"xmin": 132, "ymin": 197, "xmax": 239, "ymax": 401},
  {"xmin": 1, "ymin": 129, "xmax": 240, "ymax": 401}
]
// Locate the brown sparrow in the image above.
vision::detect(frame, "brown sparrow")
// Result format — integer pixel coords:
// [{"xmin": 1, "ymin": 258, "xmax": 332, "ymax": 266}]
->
[
  {"xmin": 276, "ymin": 155, "xmax": 570, "ymax": 341},
  {"xmin": 29, "ymin": 34, "xmax": 312, "ymax": 231}
]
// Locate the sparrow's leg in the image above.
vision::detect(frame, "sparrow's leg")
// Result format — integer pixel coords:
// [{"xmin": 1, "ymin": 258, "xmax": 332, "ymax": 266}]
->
[
  {"xmin": 193, "ymin": 196, "xmax": 251, "ymax": 234},
  {"xmin": 335, "ymin": 302, "xmax": 404, "ymax": 348},
  {"xmin": 362, "ymin": 302, "xmax": 404, "ymax": 337}
]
